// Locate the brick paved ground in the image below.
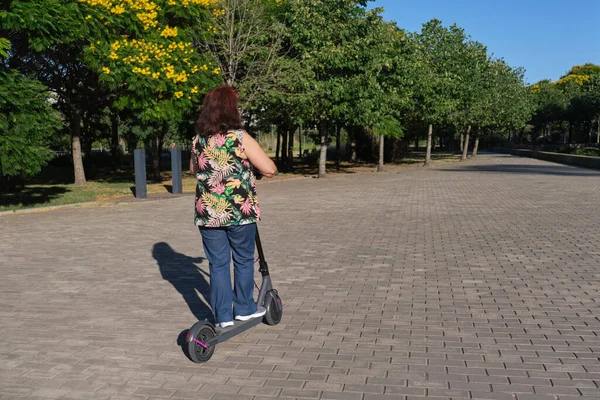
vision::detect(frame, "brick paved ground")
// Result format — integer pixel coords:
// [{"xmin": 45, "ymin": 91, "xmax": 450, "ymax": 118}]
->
[{"xmin": 1, "ymin": 153, "xmax": 599, "ymax": 400}]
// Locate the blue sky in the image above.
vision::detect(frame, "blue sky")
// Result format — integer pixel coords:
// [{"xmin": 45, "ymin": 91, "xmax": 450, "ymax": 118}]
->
[{"xmin": 370, "ymin": 0, "xmax": 600, "ymax": 85}]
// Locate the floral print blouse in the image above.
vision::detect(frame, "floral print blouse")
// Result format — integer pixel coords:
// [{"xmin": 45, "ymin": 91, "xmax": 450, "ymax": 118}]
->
[{"xmin": 192, "ymin": 129, "xmax": 260, "ymax": 227}]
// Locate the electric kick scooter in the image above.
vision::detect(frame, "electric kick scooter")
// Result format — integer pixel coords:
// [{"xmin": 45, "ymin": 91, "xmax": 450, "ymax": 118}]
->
[{"xmin": 186, "ymin": 227, "xmax": 282, "ymax": 363}]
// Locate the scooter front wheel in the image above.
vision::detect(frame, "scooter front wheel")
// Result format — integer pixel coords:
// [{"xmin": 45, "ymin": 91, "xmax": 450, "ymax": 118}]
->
[
  {"xmin": 187, "ymin": 323, "xmax": 216, "ymax": 363},
  {"xmin": 264, "ymin": 290, "xmax": 283, "ymax": 326}
]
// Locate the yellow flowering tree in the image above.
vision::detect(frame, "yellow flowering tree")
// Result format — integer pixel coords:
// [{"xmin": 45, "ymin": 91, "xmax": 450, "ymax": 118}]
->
[
  {"xmin": 554, "ymin": 64, "xmax": 600, "ymax": 144},
  {"xmin": 80, "ymin": 0, "xmax": 222, "ymax": 179},
  {"xmin": 81, "ymin": 0, "xmax": 220, "ymax": 121}
]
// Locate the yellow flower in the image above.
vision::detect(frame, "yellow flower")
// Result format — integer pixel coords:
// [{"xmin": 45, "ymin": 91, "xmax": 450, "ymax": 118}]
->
[
  {"xmin": 160, "ymin": 26, "xmax": 178, "ymax": 38},
  {"xmin": 213, "ymin": 67, "xmax": 220, "ymax": 75},
  {"xmin": 109, "ymin": 52, "xmax": 119, "ymax": 60},
  {"xmin": 86, "ymin": 14, "xmax": 92, "ymax": 19},
  {"xmin": 102, "ymin": 66, "xmax": 110, "ymax": 75},
  {"xmin": 191, "ymin": 86, "xmax": 198, "ymax": 94},
  {"xmin": 174, "ymin": 91, "xmax": 184, "ymax": 99},
  {"xmin": 152, "ymin": 72, "xmax": 160, "ymax": 79},
  {"xmin": 110, "ymin": 5, "xmax": 125, "ymax": 14}
]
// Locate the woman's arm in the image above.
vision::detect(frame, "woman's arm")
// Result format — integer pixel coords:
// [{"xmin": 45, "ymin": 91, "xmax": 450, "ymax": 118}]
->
[
  {"xmin": 242, "ymin": 131, "xmax": 277, "ymax": 178},
  {"xmin": 190, "ymin": 136, "xmax": 199, "ymax": 174}
]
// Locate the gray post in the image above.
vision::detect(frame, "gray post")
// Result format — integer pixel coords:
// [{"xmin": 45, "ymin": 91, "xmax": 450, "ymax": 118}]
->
[
  {"xmin": 134, "ymin": 149, "xmax": 147, "ymax": 199},
  {"xmin": 171, "ymin": 147, "xmax": 182, "ymax": 194}
]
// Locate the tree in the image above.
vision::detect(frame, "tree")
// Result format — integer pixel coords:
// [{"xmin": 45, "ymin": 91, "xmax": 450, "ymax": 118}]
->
[
  {"xmin": 80, "ymin": 0, "xmax": 221, "ymax": 180},
  {"xmin": 285, "ymin": 0, "xmax": 403, "ymax": 177},
  {"xmin": 284, "ymin": 0, "xmax": 363, "ymax": 177},
  {"xmin": 204, "ymin": 0, "xmax": 287, "ymax": 111},
  {"xmin": 411, "ymin": 20, "xmax": 464, "ymax": 166},
  {"xmin": 530, "ymin": 80, "xmax": 568, "ymax": 144},
  {"xmin": 0, "ymin": 67, "xmax": 57, "ymax": 190},
  {"xmin": 556, "ymin": 64, "xmax": 600, "ymax": 144},
  {"xmin": 579, "ymin": 74, "xmax": 600, "ymax": 144},
  {"xmin": 528, "ymin": 64, "xmax": 600, "ymax": 146},
  {"xmin": 2, "ymin": 0, "xmax": 108, "ymax": 185},
  {"xmin": 372, "ymin": 116, "xmax": 403, "ymax": 171},
  {"xmin": 346, "ymin": 17, "xmax": 414, "ymax": 171}
]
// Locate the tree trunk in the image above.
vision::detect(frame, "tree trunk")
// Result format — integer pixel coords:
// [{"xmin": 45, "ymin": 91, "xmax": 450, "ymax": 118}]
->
[
  {"xmin": 567, "ymin": 122, "xmax": 572, "ymax": 144},
  {"xmin": 335, "ymin": 125, "xmax": 341, "ymax": 170},
  {"xmin": 460, "ymin": 133, "xmax": 464, "ymax": 153},
  {"xmin": 110, "ymin": 111, "xmax": 120, "ymax": 169},
  {"xmin": 151, "ymin": 127, "xmax": 161, "ymax": 182},
  {"xmin": 298, "ymin": 126, "xmax": 303, "ymax": 158},
  {"xmin": 318, "ymin": 122, "xmax": 327, "ymax": 178},
  {"xmin": 597, "ymin": 117, "xmax": 600, "ymax": 144},
  {"xmin": 71, "ymin": 108, "xmax": 86, "ymax": 185},
  {"xmin": 461, "ymin": 125, "xmax": 471, "ymax": 161},
  {"xmin": 275, "ymin": 129, "xmax": 281, "ymax": 161},
  {"xmin": 287, "ymin": 128, "xmax": 294, "ymax": 171},
  {"xmin": 119, "ymin": 137, "xmax": 126, "ymax": 155},
  {"xmin": 472, "ymin": 135, "xmax": 480, "ymax": 158},
  {"xmin": 349, "ymin": 126, "xmax": 357, "ymax": 162},
  {"xmin": 377, "ymin": 134, "xmax": 384, "ymax": 172},
  {"xmin": 303, "ymin": 127, "xmax": 307, "ymax": 156},
  {"xmin": 414, "ymin": 137, "xmax": 419, "ymax": 150},
  {"xmin": 424, "ymin": 124, "xmax": 433, "ymax": 167},
  {"xmin": 281, "ymin": 128, "xmax": 288, "ymax": 167}
]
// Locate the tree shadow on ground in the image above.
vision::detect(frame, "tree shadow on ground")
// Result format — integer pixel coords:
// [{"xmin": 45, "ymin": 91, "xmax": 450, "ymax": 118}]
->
[
  {"xmin": 286, "ymin": 160, "xmax": 360, "ymax": 175},
  {"xmin": 152, "ymin": 242, "xmax": 213, "ymax": 322},
  {"xmin": 0, "ymin": 186, "xmax": 69, "ymax": 208},
  {"xmin": 392, "ymin": 152, "xmax": 460, "ymax": 165},
  {"xmin": 440, "ymin": 164, "xmax": 600, "ymax": 177}
]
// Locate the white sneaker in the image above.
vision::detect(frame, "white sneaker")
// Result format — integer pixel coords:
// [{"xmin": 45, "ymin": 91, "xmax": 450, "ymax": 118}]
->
[
  {"xmin": 235, "ymin": 307, "xmax": 266, "ymax": 321},
  {"xmin": 219, "ymin": 321, "xmax": 234, "ymax": 328}
]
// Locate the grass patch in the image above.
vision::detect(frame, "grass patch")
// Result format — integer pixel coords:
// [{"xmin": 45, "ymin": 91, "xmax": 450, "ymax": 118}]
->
[
  {"xmin": 554, "ymin": 146, "xmax": 600, "ymax": 157},
  {"xmin": 1, "ymin": 151, "xmax": 460, "ymax": 212},
  {"xmin": 391, "ymin": 151, "xmax": 460, "ymax": 165}
]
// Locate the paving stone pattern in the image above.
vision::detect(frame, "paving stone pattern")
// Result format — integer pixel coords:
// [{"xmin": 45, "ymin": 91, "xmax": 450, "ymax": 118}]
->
[{"xmin": 1, "ymin": 154, "xmax": 599, "ymax": 400}]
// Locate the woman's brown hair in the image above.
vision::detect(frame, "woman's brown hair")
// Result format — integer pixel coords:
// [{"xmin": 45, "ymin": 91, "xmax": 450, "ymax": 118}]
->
[{"xmin": 195, "ymin": 84, "xmax": 244, "ymax": 138}]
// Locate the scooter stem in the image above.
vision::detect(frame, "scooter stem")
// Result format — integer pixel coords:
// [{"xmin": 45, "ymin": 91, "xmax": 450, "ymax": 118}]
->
[{"xmin": 255, "ymin": 227, "xmax": 269, "ymax": 277}]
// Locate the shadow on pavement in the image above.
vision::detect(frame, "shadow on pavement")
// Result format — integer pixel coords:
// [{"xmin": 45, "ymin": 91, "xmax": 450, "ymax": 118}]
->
[
  {"xmin": 152, "ymin": 242, "xmax": 213, "ymax": 322},
  {"xmin": 0, "ymin": 186, "xmax": 69, "ymax": 208},
  {"xmin": 440, "ymin": 164, "xmax": 600, "ymax": 177}
]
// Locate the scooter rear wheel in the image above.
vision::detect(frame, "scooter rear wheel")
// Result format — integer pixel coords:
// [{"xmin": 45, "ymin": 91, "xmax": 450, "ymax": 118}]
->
[
  {"xmin": 264, "ymin": 291, "xmax": 283, "ymax": 326},
  {"xmin": 188, "ymin": 325, "xmax": 216, "ymax": 363}
]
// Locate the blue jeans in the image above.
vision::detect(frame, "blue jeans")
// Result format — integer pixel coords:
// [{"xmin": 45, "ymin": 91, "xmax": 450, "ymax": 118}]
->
[{"xmin": 199, "ymin": 224, "xmax": 258, "ymax": 324}]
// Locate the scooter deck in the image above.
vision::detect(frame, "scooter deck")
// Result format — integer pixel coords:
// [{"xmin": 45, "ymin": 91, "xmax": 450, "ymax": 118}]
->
[{"xmin": 207, "ymin": 317, "xmax": 263, "ymax": 346}]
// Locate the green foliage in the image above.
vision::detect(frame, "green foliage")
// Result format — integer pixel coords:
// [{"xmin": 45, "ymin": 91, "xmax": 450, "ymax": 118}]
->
[
  {"xmin": 79, "ymin": 0, "xmax": 221, "ymax": 123},
  {"xmin": 0, "ymin": 38, "xmax": 9, "ymax": 57},
  {"xmin": 411, "ymin": 19, "xmax": 466, "ymax": 126},
  {"xmin": 573, "ymin": 148, "xmax": 600, "ymax": 157},
  {"xmin": 4, "ymin": 0, "xmax": 594, "ymax": 185},
  {"xmin": 0, "ymin": 68, "xmax": 57, "ymax": 178},
  {"xmin": 373, "ymin": 116, "xmax": 404, "ymax": 140},
  {"xmin": 557, "ymin": 146, "xmax": 600, "ymax": 157}
]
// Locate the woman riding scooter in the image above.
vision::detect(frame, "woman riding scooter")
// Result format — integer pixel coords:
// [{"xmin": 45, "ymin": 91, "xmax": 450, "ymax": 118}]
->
[{"xmin": 190, "ymin": 84, "xmax": 277, "ymax": 329}]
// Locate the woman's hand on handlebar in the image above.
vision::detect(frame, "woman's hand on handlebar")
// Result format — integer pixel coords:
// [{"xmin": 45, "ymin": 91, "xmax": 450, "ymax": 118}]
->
[{"xmin": 243, "ymin": 131, "xmax": 277, "ymax": 178}]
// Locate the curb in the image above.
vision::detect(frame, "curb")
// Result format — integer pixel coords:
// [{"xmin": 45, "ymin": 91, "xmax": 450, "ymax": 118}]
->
[
  {"xmin": 0, "ymin": 176, "xmax": 312, "ymax": 217},
  {"xmin": 0, "ymin": 201, "xmax": 100, "ymax": 217}
]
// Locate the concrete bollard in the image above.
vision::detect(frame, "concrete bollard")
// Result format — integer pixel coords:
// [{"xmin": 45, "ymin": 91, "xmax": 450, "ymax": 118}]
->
[
  {"xmin": 171, "ymin": 148, "xmax": 182, "ymax": 194},
  {"xmin": 134, "ymin": 149, "xmax": 147, "ymax": 199}
]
